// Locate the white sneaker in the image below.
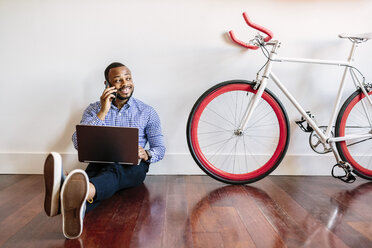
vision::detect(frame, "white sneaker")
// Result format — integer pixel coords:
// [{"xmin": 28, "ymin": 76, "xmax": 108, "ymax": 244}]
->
[
  {"xmin": 60, "ymin": 169, "xmax": 89, "ymax": 239},
  {"xmin": 43, "ymin": 152, "xmax": 64, "ymax": 217}
]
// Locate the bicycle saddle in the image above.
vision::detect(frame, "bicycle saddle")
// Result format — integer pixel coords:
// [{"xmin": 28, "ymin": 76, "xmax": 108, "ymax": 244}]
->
[{"xmin": 338, "ymin": 32, "xmax": 372, "ymax": 41}]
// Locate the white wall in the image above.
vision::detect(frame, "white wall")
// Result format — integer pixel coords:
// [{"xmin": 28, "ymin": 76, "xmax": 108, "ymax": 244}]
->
[{"xmin": 1, "ymin": 0, "xmax": 372, "ymax": 175}]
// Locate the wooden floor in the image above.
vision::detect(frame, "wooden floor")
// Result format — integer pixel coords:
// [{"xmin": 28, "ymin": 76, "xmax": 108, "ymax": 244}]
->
[{"xmin": 0, "ymin": 175, "xmax": 372, "ymax": 248}]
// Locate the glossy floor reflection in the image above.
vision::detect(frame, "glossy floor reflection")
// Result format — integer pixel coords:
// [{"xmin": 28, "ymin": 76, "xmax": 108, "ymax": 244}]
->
[{"xmin": 1, "ymin": 175, "xmax": 372, "ymax": 247}]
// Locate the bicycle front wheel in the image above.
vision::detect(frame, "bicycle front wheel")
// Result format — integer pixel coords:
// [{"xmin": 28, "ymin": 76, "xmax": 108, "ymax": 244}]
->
[
  {"xmin": 186, "ymin": 80, "xmax": 290, "ymax": 184},
  {"xmin": 335, "ymin": 90, "xmax": 372, "ymax": 180}
]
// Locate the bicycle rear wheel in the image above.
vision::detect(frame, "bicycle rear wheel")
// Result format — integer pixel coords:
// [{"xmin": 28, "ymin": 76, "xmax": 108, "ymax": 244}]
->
[
  {"xmin": 335, "ymin": 90, "xmax": 372, "ymax": 180},
  {"xmin": 186, "ymin": 80, "xmax": 290, "ymax": 184}
]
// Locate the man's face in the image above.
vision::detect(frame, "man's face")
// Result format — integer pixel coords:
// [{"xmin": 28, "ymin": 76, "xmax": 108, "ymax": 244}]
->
[{"xmin": 108, "ymin": 66, "xmax": 134, "ymax": 100}]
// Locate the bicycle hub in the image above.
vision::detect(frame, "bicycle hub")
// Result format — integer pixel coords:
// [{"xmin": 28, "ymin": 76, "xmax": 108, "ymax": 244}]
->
[{"xmin": 234, "ymin": 129, "xmax": 244, "ymax": 136}]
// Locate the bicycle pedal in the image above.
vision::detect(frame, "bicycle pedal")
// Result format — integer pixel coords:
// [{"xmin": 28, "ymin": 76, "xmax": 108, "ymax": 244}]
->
[
  {"xmin": 295, "ymin": 119, "xmax": 313, "ymax": 132},
  {"xmin": 343, "ymin": 173, "xmax": 356, "ymax": 183},
  {"xmin": 295, "ymin": 111, "xmax": 315, "ymax": 133},
  {"xmin": 331, "ymin": 163, "xmax": 356, "ymax": 183}
]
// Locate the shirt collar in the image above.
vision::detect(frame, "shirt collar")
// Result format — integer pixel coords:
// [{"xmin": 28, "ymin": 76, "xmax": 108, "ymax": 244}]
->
[
  {"xmin": 126, "ymin": 97, "xmax": 134, "ymax": 108},
  {"xmin": 111, "ymin": 97, "xmax": 135, "ymax": 110}
]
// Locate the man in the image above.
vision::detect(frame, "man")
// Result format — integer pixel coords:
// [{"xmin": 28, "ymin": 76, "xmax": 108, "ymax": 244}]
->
[{"xmin": 43, "ymin": 62, "xmax": 165, "ymax": 239}]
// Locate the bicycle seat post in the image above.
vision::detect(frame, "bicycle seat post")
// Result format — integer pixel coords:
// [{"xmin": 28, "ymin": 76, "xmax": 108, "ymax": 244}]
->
[{"xmin": 324, "ymin": 41, "xmax": 359, "ymax": 138}]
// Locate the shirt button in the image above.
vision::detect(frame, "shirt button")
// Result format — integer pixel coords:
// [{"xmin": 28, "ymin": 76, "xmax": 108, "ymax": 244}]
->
[{"xmin": 118, "ymin": 113, "xmax": 121, "ymax": 116}]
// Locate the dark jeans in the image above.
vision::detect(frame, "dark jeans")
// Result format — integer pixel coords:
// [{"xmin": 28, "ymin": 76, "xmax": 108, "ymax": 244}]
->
[{"xmin": 85, "ymin": 161, "xmax": 149, "ymax": 212}]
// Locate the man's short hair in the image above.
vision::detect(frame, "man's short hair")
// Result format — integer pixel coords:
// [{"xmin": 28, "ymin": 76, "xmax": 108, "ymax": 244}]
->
[{"xmin": 104, "ymin": 62, "xmax": 125, "ymax": 83}]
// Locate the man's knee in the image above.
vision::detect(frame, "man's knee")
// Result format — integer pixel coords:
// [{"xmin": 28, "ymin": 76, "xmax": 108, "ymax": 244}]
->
[{"xmin": 118, "ymin": 162, "xmax": 148, "ymax": 189}]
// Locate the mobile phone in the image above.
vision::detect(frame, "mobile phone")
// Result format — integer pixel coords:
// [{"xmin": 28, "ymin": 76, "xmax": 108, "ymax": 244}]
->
[{"xmin": 105, "ymin": 81, "xmax": 117, "ymax": 99}]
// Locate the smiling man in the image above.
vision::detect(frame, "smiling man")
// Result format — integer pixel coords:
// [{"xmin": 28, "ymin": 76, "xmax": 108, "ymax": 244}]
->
[{"xmin": 43, "ymin": 62, "xmax": 165, "ymax": 239}]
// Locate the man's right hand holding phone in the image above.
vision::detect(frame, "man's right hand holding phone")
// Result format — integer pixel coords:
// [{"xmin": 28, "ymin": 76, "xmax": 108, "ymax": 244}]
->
[{"xmin": 97, "ymin": 83, "xmax": 117, "ymax": 121}]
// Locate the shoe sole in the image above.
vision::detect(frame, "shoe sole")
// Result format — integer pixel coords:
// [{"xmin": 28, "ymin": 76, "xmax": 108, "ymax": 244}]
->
[
  {"xmin": 61, "ymin": 169, "xmax": 89, "ymax": 239},
  {"xmin": 43, "ymin": 152, "xmax": 62, "ymax": 217}
]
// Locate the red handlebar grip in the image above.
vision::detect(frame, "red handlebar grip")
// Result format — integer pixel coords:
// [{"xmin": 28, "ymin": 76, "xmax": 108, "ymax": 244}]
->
[
  {"xmin": 228, "ymin": 30, "xmax": 259, "ymax": 50},
  {"xmin": 242, "ymin": 12, "xmax": 273, "ymax": 42}
]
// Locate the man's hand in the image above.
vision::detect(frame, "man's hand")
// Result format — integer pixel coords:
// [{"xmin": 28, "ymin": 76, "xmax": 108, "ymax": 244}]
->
[
  {"xmin": 97, "ymin": 86, "xmax": 117, "ymax": 120},
  {"xmin": 138, "ymin": 146, "xmax": 149, "ymax": 161}
]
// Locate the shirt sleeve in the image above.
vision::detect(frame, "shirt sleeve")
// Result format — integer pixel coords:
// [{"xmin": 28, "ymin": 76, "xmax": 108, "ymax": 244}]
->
[
  {"xmin": 72, "ymin": 102, "xmax": 105, "ymax": 150},
  {"xmin": 145, "ymin": 108, "xmax": 166, "ymax": 164}
]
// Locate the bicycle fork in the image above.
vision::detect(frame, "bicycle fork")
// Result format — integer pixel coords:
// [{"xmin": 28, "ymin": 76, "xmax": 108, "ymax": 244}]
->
[
  {"xmin": 236, "ymin": 76, "xmax": 269, "ymax": 133},
  {"xmin": 237, "ymin": 41, "xmax": 280, "ymax": 133}
]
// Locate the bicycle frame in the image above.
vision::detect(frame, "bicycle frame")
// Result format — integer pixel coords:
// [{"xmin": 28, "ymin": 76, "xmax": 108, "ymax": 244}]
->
[{"xmin": 238, "ymin": 40, "xmax": 372, "ymax": 162}]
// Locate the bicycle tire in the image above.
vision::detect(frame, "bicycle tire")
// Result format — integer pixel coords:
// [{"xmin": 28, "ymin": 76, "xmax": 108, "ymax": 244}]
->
[
  {"xmin": 335, "ymin": 89, "xmax": 372, "ymax": 180},
  {"xmin": 186, "ymin": 80, "xmax": 290, "ymax": 184}
]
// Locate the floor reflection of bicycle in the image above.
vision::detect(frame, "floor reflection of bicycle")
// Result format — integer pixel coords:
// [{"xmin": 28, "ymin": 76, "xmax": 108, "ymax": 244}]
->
[
  {"xmin": 188, "ymin": 181, "xmax": 372, "ymax": 247},
  {"xmin": 326, "ymin": 182, "xmax": 372, "ymax": 248}
]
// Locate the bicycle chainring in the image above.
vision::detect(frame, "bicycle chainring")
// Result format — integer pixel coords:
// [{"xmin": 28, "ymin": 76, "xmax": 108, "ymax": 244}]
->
[{"xmin": 309, "ymin": 126, "xmax": 333, "ymax": 154}]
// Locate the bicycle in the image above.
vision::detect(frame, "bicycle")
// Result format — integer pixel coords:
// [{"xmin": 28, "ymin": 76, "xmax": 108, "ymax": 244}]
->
[{"xmin": 186, "ymin": 12, "xmax": 372, "ymax": 185}]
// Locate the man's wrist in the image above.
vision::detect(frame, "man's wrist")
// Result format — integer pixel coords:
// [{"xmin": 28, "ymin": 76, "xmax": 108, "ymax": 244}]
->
[
  {"xmin": 97, "ymin": 111, "xmax": 107, "ymax": 121},
  {"xmin": 145, "ymin": 150, "xmax": 152, "ymax": 161}
]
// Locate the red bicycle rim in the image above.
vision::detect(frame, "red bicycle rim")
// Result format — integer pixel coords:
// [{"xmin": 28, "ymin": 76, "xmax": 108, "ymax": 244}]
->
[{"xmin": 190, "ymin": 84, "xmax": 287, "ymax": 181}]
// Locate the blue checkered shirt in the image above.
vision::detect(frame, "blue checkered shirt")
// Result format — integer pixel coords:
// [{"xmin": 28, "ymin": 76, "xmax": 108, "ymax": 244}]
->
[{"xmin": 72, "ymin": 97, "xmax": 165, "ymax": 164}]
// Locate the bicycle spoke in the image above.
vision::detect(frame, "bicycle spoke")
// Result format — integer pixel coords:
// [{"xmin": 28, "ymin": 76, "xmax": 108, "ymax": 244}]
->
[
  {"xmin": 248, "ymin": 134, "xmax": 278, "ymax": 148},
  {"xmin": 198, "ymin": 130, "xmax": 234, "ymax": 135},
  {"xmin": 205, "ymin": 106, "xmax": 236, "ymax": 128},
  {"xmin": 219, "ymin": 142, "xmax": 238, "ymax": 172},
  {"xmin": 347, "ymin": 137, "xmax": 372, "ymax": 147},
  {"xmin": 242, "ymin": 135, "xmax": 249, "ymax": 173},
  {"xmin": 245, "ymin": 134, "xmax": 279, "ymax": 139},
  {"xmin": 200, "ymin": 135, "xmax": 236, "ymax": 149},
  {"xmin": 208, "ymin": 135, "xmax": 236, "ymax": 161},
  {"xmin": 199, "ymin": 119, "xmax": 233, "ymax": 132},
  {"xmin": 243, "ymin": 135, "xmax": 261, "ymax": 172},
  {"xmin": 238, "ymin": 93, "xmax": 250, "ymax": 127},
  {"xmin": 234, "ymin": 91, "xmax": 238, "ymax": 127},
  {"xmin": 248, "ymin": 122, "xmax": 279, "ymax": 129},
  {"xmin": 245, "ymin": 107, "xmax": 275, "ymax": 131},
  {"xmin": 232, "ymin": 136, "xmax": 239, "ymax": 173}
]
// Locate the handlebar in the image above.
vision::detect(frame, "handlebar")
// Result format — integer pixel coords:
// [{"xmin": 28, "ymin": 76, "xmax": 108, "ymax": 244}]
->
[
  {"xmin": 228, "ymin": 12, "xmax": 274, "ymax": 49},
  {"xmin": 228, "ymin": 30, "xmax": 260, "ymax": 50},
  {"xmin": 242, "ymin": 13, "xmax": 273, "ymax": 42}
]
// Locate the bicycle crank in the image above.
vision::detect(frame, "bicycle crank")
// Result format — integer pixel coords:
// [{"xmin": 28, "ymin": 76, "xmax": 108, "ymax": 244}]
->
[{"xmin": 331, "ymin": 162, "xmax": 356, "ymax": 183}]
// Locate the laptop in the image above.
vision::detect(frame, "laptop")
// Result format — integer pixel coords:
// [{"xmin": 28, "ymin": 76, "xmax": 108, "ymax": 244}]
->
[{"xmin": 76, "ymin": 125, "xmax": 139, "ymax": 164}]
